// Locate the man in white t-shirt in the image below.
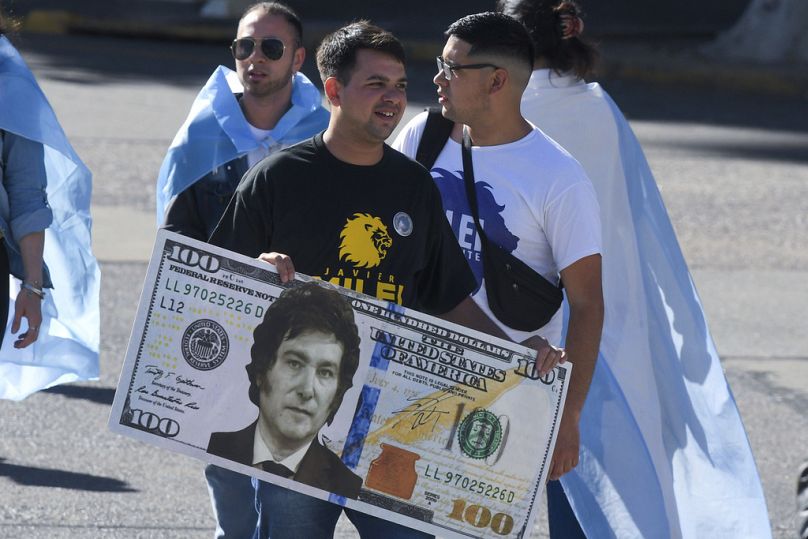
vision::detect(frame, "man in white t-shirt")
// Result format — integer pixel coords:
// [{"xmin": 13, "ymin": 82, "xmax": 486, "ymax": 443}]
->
[{"xmin": 392, "ymin": 11, "xmax": 603, "ymax": 483}]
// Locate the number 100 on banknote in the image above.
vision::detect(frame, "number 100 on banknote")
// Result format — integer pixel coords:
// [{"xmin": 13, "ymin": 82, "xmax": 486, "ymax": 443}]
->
[{"xmin": 110, "ymin": 231, "xmax": 571, "ymax": 539}]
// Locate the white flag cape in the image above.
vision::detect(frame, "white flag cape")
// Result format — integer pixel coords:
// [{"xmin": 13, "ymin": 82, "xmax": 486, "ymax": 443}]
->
[
  {"xmin": 0, "ymin": 36, "xmax": 100, "ymax": 400},
  {"xmin": 522, "ymin": 69, "xmax": 770, "ymax": 538},
  {"xmin": 154, "ymin": 66, "xmax": 329, "ymax": 221}
]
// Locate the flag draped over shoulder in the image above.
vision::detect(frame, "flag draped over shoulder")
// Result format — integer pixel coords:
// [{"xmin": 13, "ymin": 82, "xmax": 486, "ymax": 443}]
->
[
  {"xmin": 522, "ymin": 69, "xmax": 770, "ymax": 538},
  {"xmin": 0, "ymin": 36, "xmax": 100, "ymax": 400},
  {"xmin": 155, "ymin": 65, "xmax": 329, "ymax": 221}
]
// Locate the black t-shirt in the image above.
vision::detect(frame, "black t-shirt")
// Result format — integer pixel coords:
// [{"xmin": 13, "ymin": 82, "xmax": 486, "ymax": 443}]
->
[{"xmin": 209, "ymin": 133, "xmax": 475, "ymax": 315}]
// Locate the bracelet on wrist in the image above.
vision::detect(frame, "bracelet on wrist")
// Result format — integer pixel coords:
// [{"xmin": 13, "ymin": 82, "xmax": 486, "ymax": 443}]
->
[{"xmin": 22, "ymin": 282, "xmax": 46, "ymax": 300}]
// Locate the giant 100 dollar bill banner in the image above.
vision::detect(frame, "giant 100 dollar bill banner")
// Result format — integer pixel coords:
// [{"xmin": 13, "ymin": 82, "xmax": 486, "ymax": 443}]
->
[{"xmin": 110, "ymin": 230, "xmax": 570, "ymax": 538}]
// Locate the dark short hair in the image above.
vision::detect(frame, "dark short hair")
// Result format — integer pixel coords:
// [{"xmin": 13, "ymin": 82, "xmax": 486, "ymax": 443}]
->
[
  {"xmin": 240, "ymin": 1, "xmax": 303, "ymax": 48},
  {"xmin": 496, "ymin": 0, "xmax": 597, "ymax": 79},
  {"xmin": 445, "ymin": 12, "xmax": 534, "ymax": 73},
  {"xmin": 315, "ymin": 20, "xmax": 406, "ymax": 85},
  {"xmin": 246, "ymin": 282, "xmax": 361, "ymax": 425}
]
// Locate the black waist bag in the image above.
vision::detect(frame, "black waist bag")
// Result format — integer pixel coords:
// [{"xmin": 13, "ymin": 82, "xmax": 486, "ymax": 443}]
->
[
  {"xmin": 460, "ymin": 127, "xmax": 564, "ymax": 332},
  {"xmin": 479, "ymin": 237, "xmax": 564, "ymax": 331}
]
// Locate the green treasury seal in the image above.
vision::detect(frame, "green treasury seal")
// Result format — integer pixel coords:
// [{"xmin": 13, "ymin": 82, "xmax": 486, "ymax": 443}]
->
[{"xmin": 457, "ymin": 408, "xmax": 502, "ymax": 459}]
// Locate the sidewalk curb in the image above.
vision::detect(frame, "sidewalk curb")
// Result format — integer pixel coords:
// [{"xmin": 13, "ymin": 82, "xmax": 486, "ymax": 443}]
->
[
  {"xmin": 23, "ymin": 10, "xmax": 74, "ymax": 34},
  {"xmin": 24, "ymin": 9, "xmax": 233, "ymax": 42},
  {"xmin": 602, "ymin": 60, "xmax": 808, "ymax": 99},
  {"xmin": 599, "ymin": 40, "xmax": 808, "ymax": 99},
  {"xmin": 21, "ymin": 9, "xmax": 808, "ymax": 99}
]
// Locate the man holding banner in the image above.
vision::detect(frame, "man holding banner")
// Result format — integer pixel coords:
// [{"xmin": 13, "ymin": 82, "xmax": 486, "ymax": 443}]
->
[{"xmin": 210, "ymin": 19, "xmax": 563, "ymax": 539}]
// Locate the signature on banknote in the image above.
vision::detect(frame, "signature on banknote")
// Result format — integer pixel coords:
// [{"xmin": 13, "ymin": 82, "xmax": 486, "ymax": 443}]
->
[
  {"xmin": 144, "ymin": 365, "xmax": 205, "ymax": 390},
  {"xmin": 136, "ymin": 385, "xmax": 184, "ymax": 405},
  {"xmin": 176, "ymin": 375, "xmax": 204, "ymax": 389},
  {"xmin": 391, "ymin": 390, "xmax": 455, "ymax": 431},
  {"xmin": 145, "ymin": 364, "xmax": 173, "ymax": 382}
]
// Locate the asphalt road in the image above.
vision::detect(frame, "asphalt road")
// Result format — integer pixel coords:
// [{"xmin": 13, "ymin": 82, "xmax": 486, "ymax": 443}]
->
[{"xmin": 1, "ymin": 33, "xmax": 807, "ymax": 538}]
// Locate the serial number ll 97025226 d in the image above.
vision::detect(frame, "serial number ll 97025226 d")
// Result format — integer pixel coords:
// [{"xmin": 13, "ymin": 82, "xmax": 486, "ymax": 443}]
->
[
  {"xmin": 423, "ymin": 464, "xmax": 515, "ymax": 504},
  {"xmin": 163, "ymin": 277, "xmax": 264, "ymax": 318}
]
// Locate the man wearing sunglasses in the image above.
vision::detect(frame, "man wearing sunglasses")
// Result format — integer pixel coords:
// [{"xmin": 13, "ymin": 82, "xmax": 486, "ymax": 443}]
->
[
  {"xmin": 393, "ymin": 9, "xmax": 603, "ymax": 519},
  {"xmin": 156, "ymin": 3, "xmax": 328, "ymax": 538},
  {"xmin": 157, "ymin": 1, "xmax": 328, "ymax": 242}
]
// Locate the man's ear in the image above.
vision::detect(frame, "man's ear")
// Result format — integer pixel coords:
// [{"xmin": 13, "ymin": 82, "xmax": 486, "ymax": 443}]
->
[
  {"xmin": 292, "ymin": 46, "xmax": 305, "ymax": 73},
  {"xmin": 324, "ymin": 76, "xmax": 342, "ymax": 107},
  {"xmin": 488, "ymin": 67, "xmax": 508, "ymax": 95}
]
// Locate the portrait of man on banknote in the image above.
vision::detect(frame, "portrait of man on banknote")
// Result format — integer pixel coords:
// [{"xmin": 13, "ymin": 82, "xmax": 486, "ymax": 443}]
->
[{"xmin": 206, "ymin": 281, "xmax": 363, "ymax": 499}]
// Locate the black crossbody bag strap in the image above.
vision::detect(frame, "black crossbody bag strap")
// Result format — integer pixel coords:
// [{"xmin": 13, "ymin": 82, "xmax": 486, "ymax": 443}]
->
[
  {"xmin": 461, "ymin": 127, "xmax": 563, "ymax": 292},
  {"xmin": 415, "ymin": 107, "xmax": 454, "ymax": 170}
]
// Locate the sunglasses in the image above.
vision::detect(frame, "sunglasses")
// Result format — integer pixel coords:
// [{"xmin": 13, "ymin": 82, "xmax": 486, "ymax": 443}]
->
[
  {"xmin": 436, "ymin": 56, "xmax": 499, "ymax": 81},
  {"xmin": 231, "ymin": 37, "xmax": 285, "ymax": 61}
]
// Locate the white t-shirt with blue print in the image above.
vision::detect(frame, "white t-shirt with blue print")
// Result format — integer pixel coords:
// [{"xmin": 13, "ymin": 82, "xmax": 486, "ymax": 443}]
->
[{"xmin": 393, "ymin": 112, "xmax": 601, "ymax": 344}]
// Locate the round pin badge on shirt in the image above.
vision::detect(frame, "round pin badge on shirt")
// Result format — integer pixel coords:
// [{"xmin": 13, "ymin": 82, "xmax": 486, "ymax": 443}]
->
[{"xmin": 393, "ymin": 212, "xmax": 413, "ymax": 237}]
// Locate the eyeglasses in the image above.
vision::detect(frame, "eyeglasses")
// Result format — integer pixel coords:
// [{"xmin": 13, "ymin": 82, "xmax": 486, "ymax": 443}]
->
[
  {"xmin": 231, "ymin": 37, "xmax": 285, "ymax": 61},
  {"xmin": 436, "ymin": 56, "xmax": 499, "ymax": 81}
]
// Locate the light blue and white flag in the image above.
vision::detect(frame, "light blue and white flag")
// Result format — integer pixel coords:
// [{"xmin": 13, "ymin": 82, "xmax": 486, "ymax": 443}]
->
[
  {"xmin": 0, "ymin": 36, "xmax": 100, "ymax": 400},
  {"xmin": 155, "ymin": 65, "xmax": 329, "ymax": 221},
  {"xmin": 523, "ymin": 70, "xmax": 770, "ymax": 538}
]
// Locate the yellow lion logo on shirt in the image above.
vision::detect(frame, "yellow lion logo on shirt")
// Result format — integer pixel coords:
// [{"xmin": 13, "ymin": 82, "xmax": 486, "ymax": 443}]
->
[{"xmin": 339, "ymin": 213, "xmax": 392, "ymax": 268}]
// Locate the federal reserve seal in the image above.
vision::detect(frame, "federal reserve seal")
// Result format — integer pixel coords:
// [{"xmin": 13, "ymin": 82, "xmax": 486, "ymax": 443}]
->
[
  {"xmin": 457, "ymin": 408, "xmax": 503, "ymax": 459},
  {"xmin": 392, "ymin": 211, "xmax": 413, "ymax": 237},
  {"xmin": 181, "ymin": 319, "xmax": 229, "ymax": 371}
]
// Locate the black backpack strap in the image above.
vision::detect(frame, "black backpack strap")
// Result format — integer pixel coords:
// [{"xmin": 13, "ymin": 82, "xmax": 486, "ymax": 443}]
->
[{"xmin": 415, "ymin": 107, "xmax": 454, "ymax": 170}]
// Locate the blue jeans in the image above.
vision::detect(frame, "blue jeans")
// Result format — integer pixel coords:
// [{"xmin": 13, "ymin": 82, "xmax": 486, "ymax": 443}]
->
[
  {"xmin": 252, "ymin": 479, "xmax": 434, "ymax": 539},
  {"xmin": 547, "ymin": 480, "xmax": 586, "ymax": 538},
  {"xmin": 205, "ymin": 464, "xmax": 259, "ymax": 538}
]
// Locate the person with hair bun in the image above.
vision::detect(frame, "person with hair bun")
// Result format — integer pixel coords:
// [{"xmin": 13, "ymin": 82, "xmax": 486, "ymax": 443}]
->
[
  {"xmin": 498, "ymin": 1, "xmax": 771, "ymax": 538},
  {"xmin": 502, "ymin": 0, "xmax": 596, "ymax": 80}
]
